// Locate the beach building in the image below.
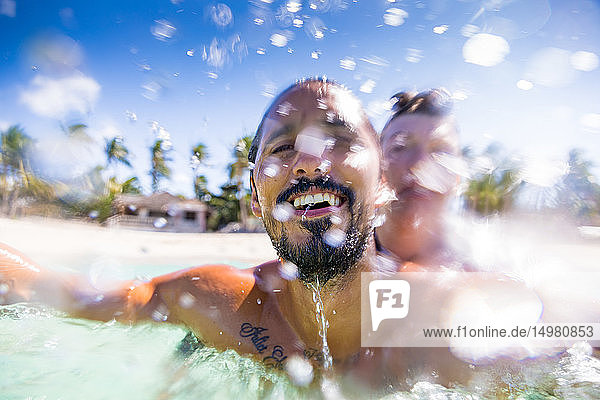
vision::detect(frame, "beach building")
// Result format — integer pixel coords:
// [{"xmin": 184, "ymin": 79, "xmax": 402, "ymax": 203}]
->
[{"xmin": 110, "ymin": 192, "xmax": 207, "ymax": 233}]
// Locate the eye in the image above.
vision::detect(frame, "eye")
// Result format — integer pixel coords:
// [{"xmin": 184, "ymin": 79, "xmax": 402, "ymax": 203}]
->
[{"xmin": 272, "ymin": 144, "xmax": 294, "ymax": 154}]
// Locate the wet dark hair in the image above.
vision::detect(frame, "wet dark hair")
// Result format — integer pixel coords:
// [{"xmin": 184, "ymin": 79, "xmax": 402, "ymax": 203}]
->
[
  {"xmin": 389, "ymin": 88, "xmax": 453, "ymax": 120},
  {"xmin": 248, "ymin": 77, "xmax": 376, "ymax": 166}
]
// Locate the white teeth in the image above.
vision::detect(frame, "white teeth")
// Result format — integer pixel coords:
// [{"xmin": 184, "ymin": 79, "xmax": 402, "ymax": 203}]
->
[{"xmin": 291, "ymin": 193, "xmax": 342, "ymax": 209}]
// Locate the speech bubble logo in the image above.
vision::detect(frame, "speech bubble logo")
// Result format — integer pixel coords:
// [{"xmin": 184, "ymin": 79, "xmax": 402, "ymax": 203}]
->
[{"xmin": 369, "ymin": 280, "xmax": 410, "ymax": 331}]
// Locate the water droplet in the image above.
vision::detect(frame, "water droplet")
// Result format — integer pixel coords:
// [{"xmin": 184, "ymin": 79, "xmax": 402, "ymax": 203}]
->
[
  {"xmin": 452, "ymin": 89, "xmax": 469, "ymax": 100},
  {"xmin": 406, "ymin": 48, "xmax": 423, "ymax": 63},
  {"xmin": 210, "ymin": 3, "xmax": 233, "ymax": 27},
  {"xmin": 286, "ymin": 0, "xmax": 302, "ymax": 13},
  {"xmin": 295, "ymin": 129, "xmax": 328, "ymax": 158},
  {"xmin": 264, "ymin": 163, "xmax": 280, "ymax": 178},
  {"xmin": 285, "ymin": 354, "xmax": 314, "ymax": 386},
  {"xmin": 153, "ymin": 217, "xmax": 168, "ymax": 229},
  {"xmin": 433, "ymin": 24, "xmax": 448, "ymax": 34},
  {"xmin": 270, "ymin": 33, "xmax": 289, "ymax": 47},
  {"xmin": 279, "ymin": 261, "xmax": 298, "ymax": 280},
  {"xmin": 125, "ymin": 110, "xmax": 137, "ymax": 122},
  {"xmin": 179, "ymin": 292, "xmax": 196, "ymax": 308},
  {"xmin": 318, "ymin": 159, "xmax": 331, "ymax": 172},
  {"xmin": 186, "ymin": 49, "xmax": 195, "ymax": 56},
  {"xmin": 151, "ymin": 19, "xmax": 176, "ymax": 42},
  {"xmin": 359, "ymin": 79, "xmax": 376, "ymax": 94},
  {"xmin": 151, "ymin": 304, "xmax": 169, "ymax": 322},
  {"xmin": 372, "ymin": 213, "xmax": 386, "ymax": 228},
  {"xmin": 272, "ymin": 202, "xmax": 295, "ymax": 222},
  {"xmin": 276, "ymin": 101, "xmax": 296, "ymax": 116},
  {"xmin": 516, "ymin": 79, "xmax": 533, "ymax": 91},
  {"xmin": 304, "ymin": 17, "xmax": 326, "ymax": 40},
  {"xmin": 324, "ymin": 228, "xmax": 346, "ymax": 247},
  {"xmin": 142, "ymin": 81, "xmax": 162, "ymax": 101},
  {"xmin": 339, "ymin": 57, "xmax": 356, "ymax": 70},
  {"xmin": 461, "ymin": 24, "xmax": 480, "ymax": 37},
  {"xmin": 256, "ymin": 298, "xmax": 262, "ymax": 305},
  {"xmin": 383, "ymin": 8, "xmax": 408, "ymax": 26},
  {"xmin": 0, "ymin": 283, "xmax": 10, "ymax": 295},
  {"xmin": 463, "ymin": 33, "xmax": 510, "ymax": 67},
  {"xmin": 219, "ymin": 331, "xmax": 223, "ymax": 335}
]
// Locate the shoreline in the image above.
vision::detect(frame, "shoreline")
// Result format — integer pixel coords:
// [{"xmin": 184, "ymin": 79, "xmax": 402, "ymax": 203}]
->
[{"xmin": 0, "ymin": 217, "xmax": 278, "ymax": 270}]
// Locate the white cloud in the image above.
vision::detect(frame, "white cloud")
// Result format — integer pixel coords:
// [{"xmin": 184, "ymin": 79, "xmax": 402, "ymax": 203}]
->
[
  {"xmin": 0, "ymin": 121, "xmax": 10, "ymax": 131},
  {"xmin": 20, "ymin": 73, "xmax": 101, "ymax": 119}
]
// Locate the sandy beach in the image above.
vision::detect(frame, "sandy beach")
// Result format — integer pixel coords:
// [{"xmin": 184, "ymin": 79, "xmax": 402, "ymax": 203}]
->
[{"xmin": 0, "ymin": 217, "xmax": 278, "ymax": 272}]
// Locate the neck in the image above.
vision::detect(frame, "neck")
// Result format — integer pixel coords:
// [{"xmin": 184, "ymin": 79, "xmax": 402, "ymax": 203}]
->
[{"xmin": 280, "ymin": 240, "xmax": 377, "ymax": 358}]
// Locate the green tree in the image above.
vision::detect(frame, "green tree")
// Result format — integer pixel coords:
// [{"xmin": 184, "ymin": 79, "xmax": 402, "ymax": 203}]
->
[
  {"xmin": 556, "ymin": 149, "xmax": 600, "ymax": 223},
  {"xmin": 1, "ymin": 125, "xmax": 37, "ymax": 215},
  {"xmin": 150, "ymin": 139, "xmax": 171, "ymax": 193},
  {"xmin": 62, "ymin": 123, "xmax": 93, "ymax": 142},
  {"xmin": 227, "ymin": 135, "xmax": 253, "ymax": 230},
  {"xmin": 105, "ymin": 136, "xmax": 132, "ymax": 169},
  {"xmin": 191, "ymin": 142, "xmax": 209, "ymax": 200},
  {"xmin": 464, "ymin": 170, "xmax": 521, "ymax": 216},
  {"xmin": 462, "ymin": 143, "xmax": 522, "ymax": 216}
]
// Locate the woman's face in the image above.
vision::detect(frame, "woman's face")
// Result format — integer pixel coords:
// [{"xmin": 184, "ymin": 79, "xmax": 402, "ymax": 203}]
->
[{"xmin": 380, "ymin": 113, "xmax": 459, "ymax": 214}]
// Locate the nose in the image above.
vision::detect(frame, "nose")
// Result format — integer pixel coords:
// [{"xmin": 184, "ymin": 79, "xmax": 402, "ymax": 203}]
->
[{"xmin": 292, "ymin": 152, "xmax": 328, "ymax": 178}]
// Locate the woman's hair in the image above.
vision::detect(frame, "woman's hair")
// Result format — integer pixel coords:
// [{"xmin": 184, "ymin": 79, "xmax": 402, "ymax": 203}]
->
[{"xmin": 389, "ymin": 88, "xmax": 453, "ymax": 120}]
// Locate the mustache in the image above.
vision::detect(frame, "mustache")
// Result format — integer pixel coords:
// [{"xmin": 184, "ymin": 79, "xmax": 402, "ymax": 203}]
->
[{"xmin": 275, "ymin": 176, "xmax": 355, "ymax": 208}]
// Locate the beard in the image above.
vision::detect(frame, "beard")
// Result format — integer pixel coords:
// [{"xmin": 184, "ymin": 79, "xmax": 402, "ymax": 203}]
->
[{"xmin": 262, "ymin": 177, "xmax": 374, "ymax": 285}]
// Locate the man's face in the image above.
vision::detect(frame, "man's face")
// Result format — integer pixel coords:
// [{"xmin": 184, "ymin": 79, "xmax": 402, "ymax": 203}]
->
[
  {"xmin": 252, "ymin": 85, "xmax": 381, "ymax": 285},
  {"xmin": 380, "ymin": 113, "xmax": 459, "ymax": 216}
]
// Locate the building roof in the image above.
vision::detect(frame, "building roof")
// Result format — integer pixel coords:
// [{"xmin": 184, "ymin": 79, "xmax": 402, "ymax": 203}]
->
[{"xmin": 114, "ymin": 192, "xmax": 207, "ymax": 212}]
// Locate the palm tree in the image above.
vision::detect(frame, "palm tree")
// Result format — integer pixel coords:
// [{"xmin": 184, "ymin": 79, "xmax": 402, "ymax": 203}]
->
[
  {"xmin": 150, "ymin": 139, "xmax": 171, "ymax": 192},
  {"xmin": 62, "ymin": 123, "xmax": 93, "ymax": 142},
  {"xmin": 227, "ymin": 135, "xmax": 253, "ymax": 230},
  {"xmin": 557, "ymin": 149, "xmax": 600, "ymax": 223},
  {"xmin": 191, "ymin": 142, "xmax": 209, "ymax": 200},
  {"xmin": 105, "ymin": 136, "xmax": 132, "ymax": 168},
  {"xmin": 1, "ymin": 125, "xmax": 35, "ymax": 215},
  {"xmin": 464, "ymin": 169, "xmax": 521, "ymax": 216}
]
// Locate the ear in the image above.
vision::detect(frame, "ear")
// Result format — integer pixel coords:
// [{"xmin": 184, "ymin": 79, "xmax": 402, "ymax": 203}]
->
[{"xmin": 250, "ymin": 174, "xmax": 262, "ymax": 218}]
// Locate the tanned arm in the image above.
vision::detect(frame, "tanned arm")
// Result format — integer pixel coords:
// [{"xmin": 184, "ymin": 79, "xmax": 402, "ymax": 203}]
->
[{"xmin": 0, "ymin": 242, "xmax": 256, "ymax": 333}]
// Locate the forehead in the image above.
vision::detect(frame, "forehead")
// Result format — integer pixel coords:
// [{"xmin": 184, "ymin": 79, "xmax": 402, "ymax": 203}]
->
[
  {"xmin": 258, "ymin": 86, "xmax": 370, "ymax": 147},
  {"xmin": 381, "ymin": 113, "xmax": 457, "ymax": 147}
]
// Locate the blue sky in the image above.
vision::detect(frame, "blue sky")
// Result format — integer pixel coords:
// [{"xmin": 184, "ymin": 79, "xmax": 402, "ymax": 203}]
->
[{"xmin": 1, "ymin": 0, "xmax": 599, "ymax": 196}]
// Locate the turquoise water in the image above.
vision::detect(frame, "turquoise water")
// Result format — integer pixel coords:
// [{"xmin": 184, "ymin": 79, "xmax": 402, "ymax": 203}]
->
[
  {"xmin": 2, "ymin": 259, "xmax": 600, "ymax": 399},
  {"xmin": 2, "ymin": 303, "xmax": 600, "ymax": 399}
]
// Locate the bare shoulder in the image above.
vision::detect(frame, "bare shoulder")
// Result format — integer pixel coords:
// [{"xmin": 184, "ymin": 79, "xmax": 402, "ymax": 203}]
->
[{"xmin": 148, "ymin": 260, "xmax": 281, "ymax": 314}]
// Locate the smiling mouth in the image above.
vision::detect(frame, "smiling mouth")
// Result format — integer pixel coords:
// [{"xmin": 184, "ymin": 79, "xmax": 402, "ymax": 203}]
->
[{"xmin": 287, "ymin": 191, "xmax": 346, "ymax": 216}]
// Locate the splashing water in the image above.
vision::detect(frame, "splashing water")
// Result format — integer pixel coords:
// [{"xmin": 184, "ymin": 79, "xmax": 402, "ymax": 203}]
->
[{"xmin": 307, "ymin": 278, "xmax": 333, "ymax": 370}]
